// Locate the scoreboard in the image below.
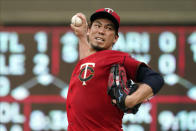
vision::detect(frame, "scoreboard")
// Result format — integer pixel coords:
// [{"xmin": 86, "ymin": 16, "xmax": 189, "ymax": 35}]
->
[{"xmin": 0, "ymin": 26, "xmax": 196, "ymax": 131}]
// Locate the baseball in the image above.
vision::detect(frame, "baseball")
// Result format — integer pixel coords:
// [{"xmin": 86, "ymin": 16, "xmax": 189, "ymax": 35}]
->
[{"xmin": 71, "ymin": 15, "xmax": 82, "ymax": 27}]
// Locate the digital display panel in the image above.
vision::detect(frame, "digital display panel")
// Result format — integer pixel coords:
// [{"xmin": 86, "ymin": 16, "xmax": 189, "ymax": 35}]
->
[{"xmin": 0, "ymin": 26, "xmax": 196, "ymax": 131}]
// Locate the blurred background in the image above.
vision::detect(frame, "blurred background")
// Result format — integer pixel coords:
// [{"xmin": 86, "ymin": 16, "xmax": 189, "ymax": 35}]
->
[
  {"xmin": 0, "ymin": 0, "xmax": 196, "ymax": 25},
  {"xmin": 0, "ymin": 0, "xmax": 196, "ymax": 131}
]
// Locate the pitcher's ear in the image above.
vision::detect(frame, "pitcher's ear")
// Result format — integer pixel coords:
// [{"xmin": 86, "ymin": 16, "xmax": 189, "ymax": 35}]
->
[{"xmin": 113, "ymin": 35, "xmax": 119, "ymax": 45}]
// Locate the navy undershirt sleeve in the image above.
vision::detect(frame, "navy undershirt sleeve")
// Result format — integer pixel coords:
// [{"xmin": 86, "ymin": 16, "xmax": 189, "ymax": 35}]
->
[{"xmin": 136, "ymin": 65, "xmax": 164, "ymax": 95}]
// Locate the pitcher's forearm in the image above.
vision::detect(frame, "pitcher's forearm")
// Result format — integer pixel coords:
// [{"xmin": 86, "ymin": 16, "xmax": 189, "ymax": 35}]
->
[
  {"xmin": 79, "ymin": 38, "xmax": 91, "ymax": 60},
  {"xmin": 125, "ymin": 83, "xmax": 153, "ymax": 108}
]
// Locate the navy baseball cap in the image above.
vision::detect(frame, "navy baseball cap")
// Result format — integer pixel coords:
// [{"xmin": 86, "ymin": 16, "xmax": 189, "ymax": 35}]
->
[{"xmin": 90, "ymin": 8, "xmax": 120, "ymax": 33}]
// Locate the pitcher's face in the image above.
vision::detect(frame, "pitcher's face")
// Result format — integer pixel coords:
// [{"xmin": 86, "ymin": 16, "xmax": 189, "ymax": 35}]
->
[{"xmin": 88, "ymin": 18, "xmax": 118, "ymax": 51}]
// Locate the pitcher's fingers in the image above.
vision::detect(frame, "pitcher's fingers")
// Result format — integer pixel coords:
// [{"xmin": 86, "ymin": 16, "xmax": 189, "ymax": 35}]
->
[
  {"xmin": 76, "ymin": 13, "xmax": 88, "ymax": 26},
  {"xmin": 70, "ymin": 23, "xmax": 76, "ymax": 30},
  {"xmin": 112, "ymin": 99, "xmax": 117, "ymax": 104}
]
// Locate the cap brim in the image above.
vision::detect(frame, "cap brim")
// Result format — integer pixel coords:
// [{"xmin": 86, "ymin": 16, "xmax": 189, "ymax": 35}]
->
[{"xmin": 90, "ymin": 11, "xmax": 119, "ymax": 29}]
